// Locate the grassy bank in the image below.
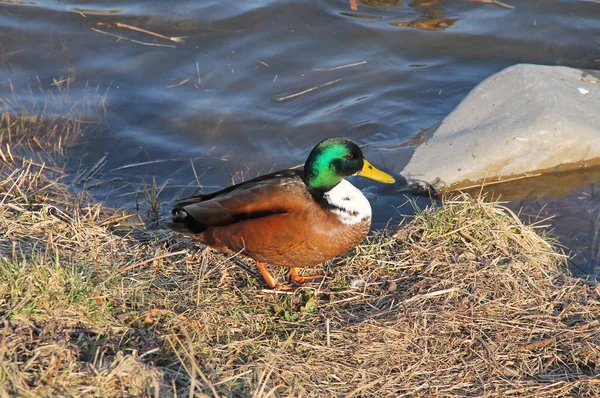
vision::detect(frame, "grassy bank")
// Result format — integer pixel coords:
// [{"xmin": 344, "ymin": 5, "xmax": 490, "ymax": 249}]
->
[
  {"xmin": 1, "ymin": 80, "xmax": 599, "ymax": 396},
  {"xmin": 1, "ymin": 155, "xmax": 599, "ymax": 397}
]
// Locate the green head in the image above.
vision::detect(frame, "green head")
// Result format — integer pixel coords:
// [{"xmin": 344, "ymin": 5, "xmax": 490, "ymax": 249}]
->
[{"xmin": 304, "ymin": 137, "xmax": 395, "ymax": 192}]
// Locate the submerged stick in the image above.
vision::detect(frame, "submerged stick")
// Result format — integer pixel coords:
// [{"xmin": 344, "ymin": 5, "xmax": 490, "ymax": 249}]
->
[
  {"xmin": 91, "ymin": 28, "xmax": 177, "ymax": 48},
  {"xmin": 31, "ymin": 136, "xmax": 45, "ymax": 151},
  {"xmin": 97, "ymin": 22, "xmax": 185, "ymax": 44},
  {"xmin": 112, "ymin": 157, "xmax": 198, "ymax": 171},
  {"xmin": 274, "ymin": 79, "xmax": 342, "ymax": 102},
  {"xmin": 167, "ymin": 78, "xmax": 190, "ymax": 88},
  {"xmin": 86, "ymin": 177, "xmax": 123, "ymax": 190},
  {"xmin": 314, "ymin": 60, "xmax": 367, "ymax": 71},
  {"xmin": 80, "ymin": 153, "xmax": 108, "ymax": 183}
]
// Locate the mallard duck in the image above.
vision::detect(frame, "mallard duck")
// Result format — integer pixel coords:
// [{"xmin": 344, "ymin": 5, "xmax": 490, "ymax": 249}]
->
[{"xmin": 165, "ymin": 137, "xmax": 395, "ymax": 290}]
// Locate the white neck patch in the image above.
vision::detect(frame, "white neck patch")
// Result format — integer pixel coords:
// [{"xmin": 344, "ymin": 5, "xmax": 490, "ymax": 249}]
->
[{"xmin": 323, "ymin": 179, "xmax": 372, "ymax": 225}]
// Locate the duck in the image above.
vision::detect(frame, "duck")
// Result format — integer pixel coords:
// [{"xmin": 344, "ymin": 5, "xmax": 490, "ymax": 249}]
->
[{"xmin": 165, "ymin": 137, "xmax": 395, "ymax": 291}]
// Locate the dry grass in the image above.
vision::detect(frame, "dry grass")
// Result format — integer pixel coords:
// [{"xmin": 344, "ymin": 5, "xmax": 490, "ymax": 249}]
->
[
  {"xmin": 0, "ymin": 84, "xmax": 599, "ymax": 396},
  {"xmin": 1, "ymin": 157, "xmax": 599, "ymax": 397}
]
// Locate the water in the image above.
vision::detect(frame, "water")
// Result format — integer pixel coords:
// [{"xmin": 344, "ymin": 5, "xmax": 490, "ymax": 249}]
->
[{"xmin": 1, "ymin": 0, "xmax": 599, "ymax": 275}]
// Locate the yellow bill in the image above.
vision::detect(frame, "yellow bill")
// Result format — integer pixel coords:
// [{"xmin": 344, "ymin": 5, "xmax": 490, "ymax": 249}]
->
[{"xmin": 357, "ymin": 159, "xmax": 396, "ymax": 184}]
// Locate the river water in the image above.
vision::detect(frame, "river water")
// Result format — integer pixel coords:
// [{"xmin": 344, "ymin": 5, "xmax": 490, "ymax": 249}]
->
[{"xmin": 1, "ymin": 0, "xmax": 599, "ymax": 275}]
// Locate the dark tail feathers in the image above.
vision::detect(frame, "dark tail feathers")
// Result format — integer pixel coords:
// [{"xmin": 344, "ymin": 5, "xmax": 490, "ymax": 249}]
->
[{"xmin": 164, "ymin": 208, "xmax": 206, "ymax": 234}]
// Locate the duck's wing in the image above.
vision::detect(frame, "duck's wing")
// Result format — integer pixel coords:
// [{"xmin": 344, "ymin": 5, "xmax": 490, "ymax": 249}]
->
[{"xmin": 166, "ymin": 170, "xmax": 311, "ymax": 234}]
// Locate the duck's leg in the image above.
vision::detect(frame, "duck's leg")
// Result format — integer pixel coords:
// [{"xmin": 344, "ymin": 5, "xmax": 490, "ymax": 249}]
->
[
  {"xmin": 288, "ymin": 267, "xmax": 324, "ymax": 286},
  {"xmin": 255, "ymin": 261, "xmax": 279, "ymax": 289},
  {"xmin": 256, "ymin": 261, "xmax": 299, "ymax": 292}
]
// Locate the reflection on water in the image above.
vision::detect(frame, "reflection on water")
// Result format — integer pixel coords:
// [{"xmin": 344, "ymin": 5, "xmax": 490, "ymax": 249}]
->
[
  {"xmin": 359, "ymin": 0, "xmax": 403, "ymax": 6},
  {"xmin": 340, "ymin": 12, "xmax": 381, "ymax": 20},
  {"xmin": 352, "ymin": 0, "xmax": 456, "ymax": 31},
  {"xmin": 1, "ymin": 0, "xmax": 600, "ymax": 275},
  {"xmin": 390, "ymin": 16, "xmax": 457, "ymax": 31}
]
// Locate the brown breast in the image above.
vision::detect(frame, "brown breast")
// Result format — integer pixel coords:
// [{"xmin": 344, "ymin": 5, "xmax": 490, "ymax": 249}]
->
[{"xmin": 198, "ymin": 198, "xmax": 371, "ymax": 268}]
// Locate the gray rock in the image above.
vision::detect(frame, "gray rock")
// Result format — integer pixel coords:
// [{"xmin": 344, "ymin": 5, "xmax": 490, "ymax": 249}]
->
[{"xmin": 402, "ymin": 64, "xmax": 600, "ymax": 190}]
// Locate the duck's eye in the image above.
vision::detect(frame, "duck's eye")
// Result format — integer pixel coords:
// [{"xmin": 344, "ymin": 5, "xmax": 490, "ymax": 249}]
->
[{"xmin": 344, "ymin": 153, "xmax": 355, "ymax": 160}]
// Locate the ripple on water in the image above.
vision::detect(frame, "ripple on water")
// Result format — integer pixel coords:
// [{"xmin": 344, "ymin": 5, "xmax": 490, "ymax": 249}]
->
[{"xmin": 1, "ymin": 0, "xmax": 600, "ymax": 274}]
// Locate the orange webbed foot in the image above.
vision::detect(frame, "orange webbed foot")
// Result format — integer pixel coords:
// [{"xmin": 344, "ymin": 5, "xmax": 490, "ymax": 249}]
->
[
  {"xmin": 288, "ymin": 267, "xmax": 324, "ymax": 286},
  {"xmin": 255, "ymin": 262, "xmax": 298, "ymax": 292},
  {"xmin": 256, "ymin": 263, "xmax": 323, "ymax": 292}
]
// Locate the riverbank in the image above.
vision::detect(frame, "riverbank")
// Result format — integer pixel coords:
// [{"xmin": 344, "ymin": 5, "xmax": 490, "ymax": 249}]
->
[{"xmin": 1, "ymin": 151, "xmax": 599, "ymax": 397}]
